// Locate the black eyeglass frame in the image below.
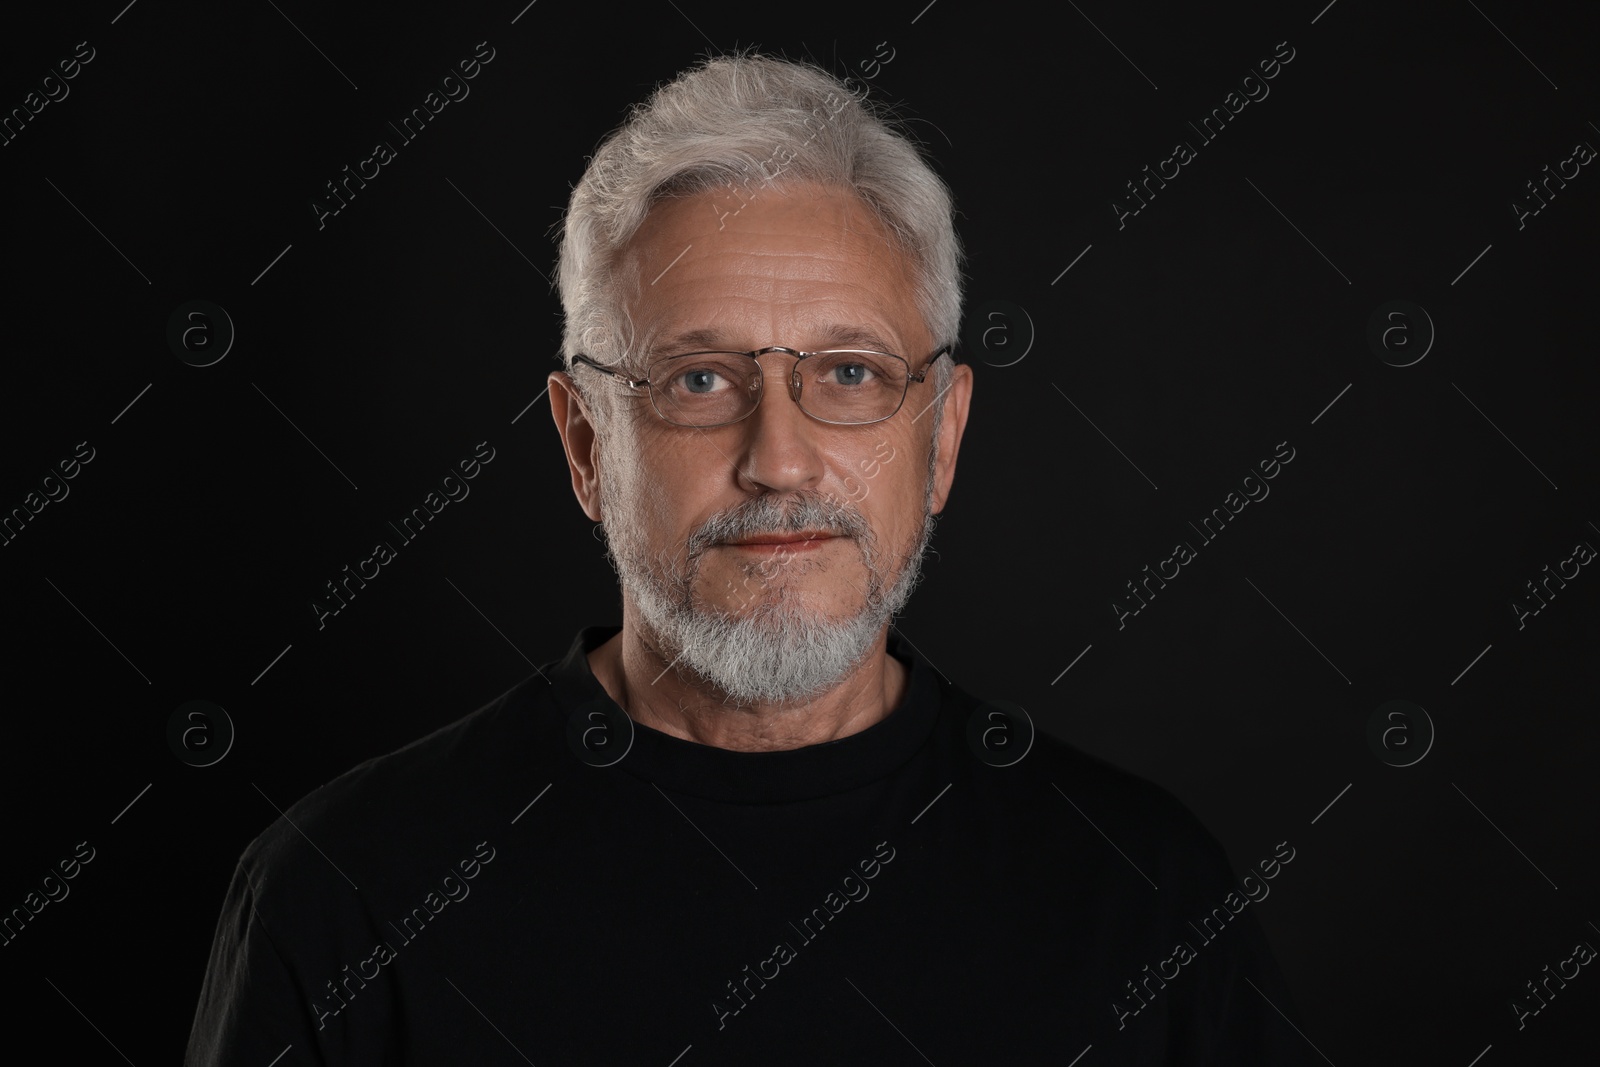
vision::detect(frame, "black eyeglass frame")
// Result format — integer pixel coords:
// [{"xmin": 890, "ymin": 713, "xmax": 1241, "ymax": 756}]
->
[{"xmin": 571, "ymin": 344, "xmax": 952, "ymax": 428}]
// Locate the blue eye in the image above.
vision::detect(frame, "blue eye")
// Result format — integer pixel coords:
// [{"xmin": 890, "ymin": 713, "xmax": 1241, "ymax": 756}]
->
[
  {"xmin": 832, "ymin": 362, "xmax": 871, "ymax": 386},
  {"xmin": 683, "ymin": 369, "xmax": 720, "ymax": 393}
]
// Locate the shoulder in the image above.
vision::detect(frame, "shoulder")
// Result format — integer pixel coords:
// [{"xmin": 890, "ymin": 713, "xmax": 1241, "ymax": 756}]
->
[
  {"xmin": 1042, "ymin": 731, "xmax": 1235, "ymax": 872},
  {"xmin": 1034, "ymin": 730, "xmax": 1213, "ymax": 835},
  {"xmin": 943, "ymin": 678, "xmax": 1238, "ymax": 880},
  {"xmin": 238, "ymin": 671, "xmax": 556, "ymax": 897}
]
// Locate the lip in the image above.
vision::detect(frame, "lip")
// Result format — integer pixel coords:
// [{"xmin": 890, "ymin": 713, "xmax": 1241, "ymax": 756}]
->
[{"xmin": 723, "ymin": 532, "xmax": 842, "ymax": 550}]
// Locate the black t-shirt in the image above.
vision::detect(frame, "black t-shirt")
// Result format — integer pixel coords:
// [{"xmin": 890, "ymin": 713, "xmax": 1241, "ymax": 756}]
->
[{"xmin": 185, "ymin": 626, "xmax": 1319, "ymax": 1065}]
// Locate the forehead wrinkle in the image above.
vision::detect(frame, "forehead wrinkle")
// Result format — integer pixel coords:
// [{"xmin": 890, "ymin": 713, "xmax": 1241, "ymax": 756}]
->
[
  {"xmin": 652, "ymin": 322, "xmax": 905, "ymax": 356},
  {"xmin": 617, "ymin": 185, "xmax": 929, "ymax": 364},
  {"xmin": 642, "ymin": 262, "xmax": 919, "ymax": 356}
]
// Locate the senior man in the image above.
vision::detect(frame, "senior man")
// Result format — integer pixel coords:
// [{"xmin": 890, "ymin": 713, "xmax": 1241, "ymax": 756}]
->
[{"xmin": 187, "ymin": 54, "xmax": 1316, "ymax": 1065}]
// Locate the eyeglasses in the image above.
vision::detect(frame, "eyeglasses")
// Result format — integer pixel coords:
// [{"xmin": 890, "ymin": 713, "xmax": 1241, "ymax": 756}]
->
[{"xmin": 572, "ymin": 345, "xmax": 949, "ymax": 428}]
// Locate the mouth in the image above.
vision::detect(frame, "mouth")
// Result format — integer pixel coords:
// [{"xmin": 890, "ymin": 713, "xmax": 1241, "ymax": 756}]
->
[{"xmin": 722, "ymin": 530, "xmax": 843, "ymax": 551}]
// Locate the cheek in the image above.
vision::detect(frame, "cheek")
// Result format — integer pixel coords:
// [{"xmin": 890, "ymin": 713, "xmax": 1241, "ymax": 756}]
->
[
  {"xmin": 599, "ymin": 425, "xmax": 656, "ymax": 506},
  {"xmin": 847, "ymin": 455, "xmax": 925, "ymax": 556},
  {"xmin": 629, "ymin": 438, "xmax": 727, "ymax": 548},
  {"xmin": 640, "ymin": 480, "xmax": 689, "ymax": 543}
]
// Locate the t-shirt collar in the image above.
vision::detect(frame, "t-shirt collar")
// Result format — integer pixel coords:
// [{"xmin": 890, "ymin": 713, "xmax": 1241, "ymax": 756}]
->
[{"xmin": 544, "ymin": 625, "xmax": 940, "ymax": 803}]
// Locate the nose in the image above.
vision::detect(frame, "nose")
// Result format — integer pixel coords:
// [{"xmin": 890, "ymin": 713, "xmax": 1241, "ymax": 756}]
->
[{"xmin": 732, "ymin": 351, "xmax": 827, "ymax": 495}]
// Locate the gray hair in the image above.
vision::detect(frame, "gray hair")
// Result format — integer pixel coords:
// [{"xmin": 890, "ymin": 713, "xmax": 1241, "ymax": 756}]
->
[{"xmin": 553, "ymin": 52, "xmax": 963, "ymax": 424}]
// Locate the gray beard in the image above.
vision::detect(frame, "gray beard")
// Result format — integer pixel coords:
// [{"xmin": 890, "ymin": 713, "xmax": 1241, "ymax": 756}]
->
[{"xmin": 598, "ymin": 467, "xmax": 937, "ymax": 707}]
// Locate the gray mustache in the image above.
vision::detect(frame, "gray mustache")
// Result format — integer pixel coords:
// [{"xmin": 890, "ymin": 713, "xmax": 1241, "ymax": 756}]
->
[{"xmin": 688, "ymin": 494, "xmax": 869, "ymax": 555}]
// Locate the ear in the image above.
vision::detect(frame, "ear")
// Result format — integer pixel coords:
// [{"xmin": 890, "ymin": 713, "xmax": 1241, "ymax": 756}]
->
[
  {"xmin": 548, "ymin": 370, "xmax": 604, "ymax": 522},
  {"xmin": 928, "ymin": 361, "xmax": 974, "ymax": 514}
]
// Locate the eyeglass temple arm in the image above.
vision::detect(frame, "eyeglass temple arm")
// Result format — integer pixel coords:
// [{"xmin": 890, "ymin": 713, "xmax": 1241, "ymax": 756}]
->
[
  {"xmin": 911, "ymin": 346, "xmax": 953, "ymax": 382},
  {"xmin": 573, "ymin": 354, "xmax": 650, "ymax": 389}
]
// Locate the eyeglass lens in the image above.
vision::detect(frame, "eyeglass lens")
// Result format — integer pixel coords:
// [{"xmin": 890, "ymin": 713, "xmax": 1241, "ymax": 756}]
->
[{"xmin": 648, "ymin": 351, "xmax": 909, "ymax": 427}]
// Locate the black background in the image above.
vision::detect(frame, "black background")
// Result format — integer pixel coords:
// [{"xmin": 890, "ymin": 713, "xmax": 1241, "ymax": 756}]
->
[{"xmin": 2, "ymin": 0, "xmax": 1596, "ymax": 1062}]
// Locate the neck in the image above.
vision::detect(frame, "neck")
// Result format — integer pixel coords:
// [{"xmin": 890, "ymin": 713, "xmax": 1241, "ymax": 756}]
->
[{"xmin": 585, "ymin": 599, "xmax": 909, "ymax": 752}]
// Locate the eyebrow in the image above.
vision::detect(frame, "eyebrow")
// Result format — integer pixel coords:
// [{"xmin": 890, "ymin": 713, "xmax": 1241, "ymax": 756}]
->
[{"xmin": 652, "ymin": 325, "xmax": 905, "ymax": 356}]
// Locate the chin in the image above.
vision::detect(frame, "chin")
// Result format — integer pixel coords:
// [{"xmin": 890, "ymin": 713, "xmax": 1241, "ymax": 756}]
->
[{"xmin": 708, "ymin": 585, "xmax": 866, "ymax": 628}]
